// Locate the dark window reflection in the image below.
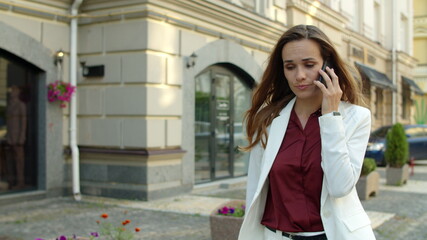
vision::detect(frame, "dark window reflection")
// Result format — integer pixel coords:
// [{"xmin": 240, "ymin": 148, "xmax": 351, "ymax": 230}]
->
[{"xmin": 0, "ymin": 50, "xmax": 39, "ymax": 193}]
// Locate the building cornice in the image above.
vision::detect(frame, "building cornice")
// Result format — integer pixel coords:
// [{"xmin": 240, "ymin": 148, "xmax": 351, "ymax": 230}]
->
[
  {"xmin": 0, "ymin": 0, "xmax": 70, "ymax": 21},
  {"xmin": 414, "ymin": 15, "xmax": 427, "ymax": 25},
  {"xmin": 414, "ymin": 15, "xmax": 427, "ymax": 38},
  {"xmin": 397, "ymin": 51, "xmax": 418, "ymax": 68},
  {"xmin": 286, "ymin": 0, "xmax": 348, "ymax": 31},
  {"xmin": 342, "ymin": 29, "xmax": 389, "ymax": 63},
  {"xmin": 79, "ymin": 0, "xmax": 285, "ymax": 50},
  {"xmin": 0, "ymin": 0, "xmax": 286, "ymax": 52},
  {"xmin": 414, "ymin": 65, "xmax": 427, "ymax": 78},
  {"xmin": 27, "ymin": 0, "xmax": 72, "ymax": 10}
]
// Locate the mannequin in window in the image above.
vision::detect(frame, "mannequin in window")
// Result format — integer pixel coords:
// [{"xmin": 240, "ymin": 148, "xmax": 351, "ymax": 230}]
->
[{"xmin": 6, "ymin": 85, "xmax": 27, "ymax": 189}]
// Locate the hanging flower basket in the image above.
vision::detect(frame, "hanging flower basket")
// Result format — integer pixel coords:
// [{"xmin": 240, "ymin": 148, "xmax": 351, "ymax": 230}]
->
[{"xmin": 47, "ymin": 80, "xmax": 76, "ymax": 108}]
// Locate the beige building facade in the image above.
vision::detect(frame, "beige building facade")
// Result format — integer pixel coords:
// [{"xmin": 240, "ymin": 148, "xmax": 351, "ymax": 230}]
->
[
  {"xmin": 413, "ymin": 0, "xmax": 427, "ymax": 124},
  {"xmin": 0, "ymin": 0, "xmax": 420, "ymax": 203}
]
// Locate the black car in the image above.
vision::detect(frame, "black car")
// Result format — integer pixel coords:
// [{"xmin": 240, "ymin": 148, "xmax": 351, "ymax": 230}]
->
[{"xmin": 365, "ymin": 124, "xmax": 427, "ymax": 166}]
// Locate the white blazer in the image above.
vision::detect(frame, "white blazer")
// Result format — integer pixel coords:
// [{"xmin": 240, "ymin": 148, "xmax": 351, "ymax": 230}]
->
[{"xmin": 238, "ymin": 98, "xmax": 376, "ymax": 240}]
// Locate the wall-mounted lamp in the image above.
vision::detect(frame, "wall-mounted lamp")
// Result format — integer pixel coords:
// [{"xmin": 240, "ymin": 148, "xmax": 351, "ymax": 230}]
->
[
  {"xmin": 186, "ymin": 52, "xmax": 197, "ymax": 68},
  {"xmin": 54, "ymin": 49, "xmax": 64, "ymax": 65}
]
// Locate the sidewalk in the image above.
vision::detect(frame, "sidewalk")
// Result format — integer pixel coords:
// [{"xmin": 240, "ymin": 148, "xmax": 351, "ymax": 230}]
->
[
  {"xmin": 81, "ymin": 176, "xmax": 395, "ymax": 229},
  {"xmin": 0, "ymin": 165, "xmax": 426, "ymax": 240}
]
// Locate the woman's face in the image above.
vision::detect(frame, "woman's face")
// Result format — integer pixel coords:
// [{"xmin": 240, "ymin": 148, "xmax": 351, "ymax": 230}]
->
[{"xmin": 281, "ymin": 39, "xmax": 324, "ymax": 101}]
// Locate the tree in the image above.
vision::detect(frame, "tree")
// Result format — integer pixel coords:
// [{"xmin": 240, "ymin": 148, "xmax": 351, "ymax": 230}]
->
[{"xmin": 384, "ymin": 123, "xmax": 409, "ymax": 168}]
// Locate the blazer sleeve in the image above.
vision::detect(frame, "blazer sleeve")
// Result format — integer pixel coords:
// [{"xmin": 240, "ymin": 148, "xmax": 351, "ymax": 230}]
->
[
  {"xmin": 245, "ymin": 143, "xmax": 264, "ymax": 209},
  {"xmin": 318, "ymin": 105, "xmax": 371, "ymax": 198}
]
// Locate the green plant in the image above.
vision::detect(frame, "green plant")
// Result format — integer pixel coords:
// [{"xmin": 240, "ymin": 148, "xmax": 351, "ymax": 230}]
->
[
  {"xmin": 361, "ymin": 158, "xmax": 377, "ymax": 176},
  {"xmin": 384, "ymin": 123, "xmax": 409, "ymax": 168},
  {"xmin": 414, "ymin": 99, "xmax": 427, "ymax": 124}
]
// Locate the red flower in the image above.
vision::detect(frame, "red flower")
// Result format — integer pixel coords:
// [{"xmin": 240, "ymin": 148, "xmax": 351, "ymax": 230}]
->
[
  {"xmin": 122, "ymin": 219, "xmax": 131, "ymax": 225},
  {"xmin": 101, "ymin": 213, "xmax": 108, "ymax": 219},
  {"xmin": 135, "ymin": 227, "xmax": 141, "ymax": 232}
]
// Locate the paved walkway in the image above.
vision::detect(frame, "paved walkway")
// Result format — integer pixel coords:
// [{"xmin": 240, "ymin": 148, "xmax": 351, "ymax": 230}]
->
[
  {"xmin": 82, "ymin": 179, "xmax": 396, "ymax": 229},
  {"xmin": 0, "ymin": 164, "xmax": 426, "ymax": 240}
]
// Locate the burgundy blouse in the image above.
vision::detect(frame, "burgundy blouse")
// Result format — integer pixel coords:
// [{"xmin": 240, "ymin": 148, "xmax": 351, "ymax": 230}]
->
[{"xmin": 261, "ymin": 108, "xmax": 324, "ymax": 232}]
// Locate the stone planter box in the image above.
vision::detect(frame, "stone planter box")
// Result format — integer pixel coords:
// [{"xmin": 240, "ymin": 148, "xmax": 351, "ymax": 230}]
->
[
  {"xmin": 386, "ymin": 164, "xmax": 409, "ymax": 186},
  {"xmin": 210, "ymin": 200, "xmax": 245, "ymax": 240},
  {"xmin": 356, "ymin": 171, "xmax": 380, "ymax": 200}
]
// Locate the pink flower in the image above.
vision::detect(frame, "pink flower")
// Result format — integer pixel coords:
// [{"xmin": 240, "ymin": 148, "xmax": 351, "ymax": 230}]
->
[
  {"xmin": 47, "ymin": 81, "xmax": 76, "ymax": 108},
  {"xmin": 216, "ymin": 204, "xmax": 245, "ymax": 217},
  {"xmin": 220, "ymin": 206, "xmax": 229, "ymax": 214}
]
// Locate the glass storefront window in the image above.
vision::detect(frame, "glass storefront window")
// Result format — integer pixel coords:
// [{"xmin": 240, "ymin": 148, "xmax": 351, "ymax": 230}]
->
[{"xmin": 0, "ymin": 49, "xmax": 38, "ymax": 194}]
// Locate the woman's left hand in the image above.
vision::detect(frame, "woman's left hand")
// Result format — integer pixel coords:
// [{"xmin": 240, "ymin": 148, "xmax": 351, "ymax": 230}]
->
[{"xmin": 313, "ymin": 66, "xmax": 343, "ymax": 115}]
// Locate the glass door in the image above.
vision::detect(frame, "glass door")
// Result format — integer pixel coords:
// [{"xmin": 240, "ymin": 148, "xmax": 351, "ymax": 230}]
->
[
  {"xmin": 195, "ymin": 66, "xmax": 252, "ymax": 183},
  {"xmin": 195, "ymin": 71, "xmax": 212, "ymax": 182},
  {"xmin": 213, "ymin": 73, "xmax": 232, "ymax": 179},
  {"xmin": 232, "ymin": 76, "xmax": 251, "ymax": 176}
]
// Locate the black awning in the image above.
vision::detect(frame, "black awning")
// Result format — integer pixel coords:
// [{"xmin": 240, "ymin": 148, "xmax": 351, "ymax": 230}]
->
[
  {"xmin": 402, "ymin": 76, "xmax": 424, "ymax": 95},
  {"xmin": 355, "ymin": 62, "xmax": 395, "ymax": 90}
]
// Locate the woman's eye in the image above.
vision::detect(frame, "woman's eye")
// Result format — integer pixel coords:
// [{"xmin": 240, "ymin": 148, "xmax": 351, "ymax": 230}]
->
[
  {"xmin": 285, "ymin": 65, "xmax": 295, "ymax": 70},
  {"xmin": 306, "ymin": 64, "xmax": 315, "ymax": 68}
]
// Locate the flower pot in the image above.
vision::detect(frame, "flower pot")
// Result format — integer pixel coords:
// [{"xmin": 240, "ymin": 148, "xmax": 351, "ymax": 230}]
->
[
  {"xmin": 386, "ymin": 164, "xmax": 409, "ymax": 186},
  {"xmin": 356, "ymin": 171, "xmax": 380, "ymax": 200},
  {"xmin": 210, "ymin": 200, "xmax": 245, "ymax": 240}
]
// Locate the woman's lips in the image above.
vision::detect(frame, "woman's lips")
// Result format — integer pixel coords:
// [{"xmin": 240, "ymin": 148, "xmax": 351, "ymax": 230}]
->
[{"xmin": 296, "ymin": 85, "xmax": 309, "ymax": 90}]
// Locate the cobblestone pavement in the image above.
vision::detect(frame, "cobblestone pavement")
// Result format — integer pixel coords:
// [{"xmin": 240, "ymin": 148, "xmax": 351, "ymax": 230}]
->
[
  {"xmin": 362, "ymin": 164, "xmax": 427, "ymax": 240},
  {"xmin": 0, "ymin": 164, "xmax": 426, "ymax": 240},
  {"xmin": 0, "ymin": 198, "xmax": 211, "ymax": 240}
]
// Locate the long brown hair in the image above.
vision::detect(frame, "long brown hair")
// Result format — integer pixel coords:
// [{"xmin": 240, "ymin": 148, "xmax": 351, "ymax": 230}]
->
[{"xmin": 243, "ymin": 24, "xmax": 365, "ymax": 150}]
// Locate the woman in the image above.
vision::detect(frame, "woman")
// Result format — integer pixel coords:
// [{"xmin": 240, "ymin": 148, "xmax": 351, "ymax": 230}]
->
[{"xmin": 238, "ymin": 25, "xmax": 376, "ymax": 240}]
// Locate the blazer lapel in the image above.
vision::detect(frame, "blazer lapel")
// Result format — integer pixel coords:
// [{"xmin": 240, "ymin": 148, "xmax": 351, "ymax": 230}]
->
[{"xmin": 255, "ymin": 98, "xmax": 296, "ymax": 194}]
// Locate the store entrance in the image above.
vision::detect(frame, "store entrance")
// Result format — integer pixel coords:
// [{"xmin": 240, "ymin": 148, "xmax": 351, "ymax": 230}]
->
[
  {"xmin": 0, "ymin": 49, "xmax": 40, "ymax": 194},
  {"xmin": 195, "ymin": 65, "xmax": 253, "ymax": 183}
]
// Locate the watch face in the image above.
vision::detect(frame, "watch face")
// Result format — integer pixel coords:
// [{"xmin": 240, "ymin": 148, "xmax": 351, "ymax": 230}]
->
[{"xmin": 333, "ymin": 112, "xmax": 341, "ymax": 116}]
